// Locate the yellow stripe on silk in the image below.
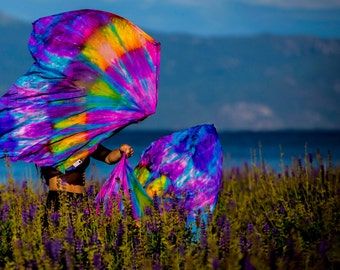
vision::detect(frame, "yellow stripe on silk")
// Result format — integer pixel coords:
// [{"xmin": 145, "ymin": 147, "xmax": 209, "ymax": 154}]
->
[
  {"xmin": 112, "ymin": 19, "xmax": 148, "ymax": 51},
  {"xmin": 89, "ymin": 79, "xmax": 120, "ymax": 99},
  {"xmin": 54, "ymin": 113, "xmax": 87, "ymax": 129},
  {"xmin": 82, "ymin": 27, "xmax": 122, "ymax": 71},
  {"xmin": 82, "ymin": 19, "xmax": 146, "ymax": 71},
  {"xmin": 50, "ymin": 132, "xmax": 88, "ymax": 154},
  {"xmin": 134, "ymin": 166, "xmax": 150, "ymax": 185},
  {"xmin": 145, "ymin": 175, "xmax": 169, "ymax": 197}
]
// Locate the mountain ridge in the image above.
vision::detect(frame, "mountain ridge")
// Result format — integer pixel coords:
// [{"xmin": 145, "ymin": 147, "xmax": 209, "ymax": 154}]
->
[{"xmin": 1, "ymin": 14, "xmax": 339, "ymax": 131}]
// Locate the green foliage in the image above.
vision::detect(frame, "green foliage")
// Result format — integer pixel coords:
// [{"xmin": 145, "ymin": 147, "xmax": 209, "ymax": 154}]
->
[{"xmin": 0, "ymin": 155, "xmax": 339, "ymax": 269}]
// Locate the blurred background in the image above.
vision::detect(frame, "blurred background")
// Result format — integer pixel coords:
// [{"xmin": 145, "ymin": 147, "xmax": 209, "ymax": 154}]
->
[{"xmin": 1, "ymin": 0, "xmax": 339, "ymax": 181}]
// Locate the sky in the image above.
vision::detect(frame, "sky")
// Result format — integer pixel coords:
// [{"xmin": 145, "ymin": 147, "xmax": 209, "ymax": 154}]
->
[{"xmin": 0, "ymin": 0, "xmax": 340, "ymax": 38}]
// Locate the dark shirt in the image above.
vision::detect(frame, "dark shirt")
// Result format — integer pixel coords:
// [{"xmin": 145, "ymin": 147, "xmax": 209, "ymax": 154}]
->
[{"xmin": 41, "ymin": 144, "xmax": 111, "ymax": 186}]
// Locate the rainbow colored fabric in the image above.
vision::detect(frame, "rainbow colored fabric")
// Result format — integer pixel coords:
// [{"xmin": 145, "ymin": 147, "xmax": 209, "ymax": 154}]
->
[
  {"xmin": 134, "ymin": 124, "xmax": 224, "ymax": 226},
  {"xmin": 96, "ymin": 153, "xmax": 152, "ymax": 220},
  {"xmin": 96, "ymin": 124, "xmax": 223, "ymax": 226},
  {"xmin": 0, "ymin": 9, "xmax": 160, "ymax": 172}
]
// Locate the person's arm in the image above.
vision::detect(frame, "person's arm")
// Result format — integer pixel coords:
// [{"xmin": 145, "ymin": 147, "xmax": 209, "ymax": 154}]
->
[{"xmin": 91, "ymin": 144, "xmax": 134, "ymax": 165}]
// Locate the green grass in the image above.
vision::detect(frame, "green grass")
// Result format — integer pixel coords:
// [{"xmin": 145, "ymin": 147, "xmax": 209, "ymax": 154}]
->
[{"xmin": 0, "ymin": 153, "xmax": 339, "ymax": 269}]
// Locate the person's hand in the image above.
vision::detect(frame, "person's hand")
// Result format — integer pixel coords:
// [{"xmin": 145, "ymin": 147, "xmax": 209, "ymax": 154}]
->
[{"xmin": 119, "ymin": 144, "xmax": 134, "ymax": 158}]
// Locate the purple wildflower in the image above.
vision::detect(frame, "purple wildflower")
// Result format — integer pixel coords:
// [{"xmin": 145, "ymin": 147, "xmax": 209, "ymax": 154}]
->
[
  {"xmin": 152, "ymin": 193, "xmax": 160, "ymax": 212},
  {"xmin": 86, "ymin": 185, "xmax": 95, "ymax": 197},
  {"xmin": 177, "ymin": 199, "xmax": 187, "ymax": 222},
  {"xmin": 65, "ymin": 250, "xmax": 73, "ymax": 269},
  {"xmin": 133, "ymin": 236, "xmax": 140, "ymax": 259},
  {"xmin": 212, "ymin": 257, "xmax": 219, "ymax": 270},
  {"xmin": 22, "ymin": 208, "xmax": 28, "ymax": 226},
  {"xmin": 50, "ymin": 211, "xmax": 60, "ymax": 226},
  {"xmin": 153, "ymin": 252, "xmax": 161, "ymax": 270},
  {"xmin": 279, "ymin": 205, "xmax": 286, "ymax": 215},
  {"xmin": 29, "ymin": 205, "xmax": 38, "ymax": 221},
  {"xmin": 284, "ymin": 167, "xmax": 289, "ymax": 179},
  {"xmin": 228, "ymin": 200, "xmax": 236, "ymax": 209},
  {"xmin": 48, "ymin": 240, "xmax": 62, "ymax": 263},
  {"xmin": 238, "ymin": 237, "xmax": 252, "ymax": 254},
  {"xmin": 115, "ymin": 223, "xmax": 124, "ymax": 250},
  {"xmin": 272, "ymin": 227, "xmax": 278, "ymax": 237},
  {"xmin": 178, "ymin": 244, "xmax": 185, "ymax": 256},
  {"xmin": 146, "ymin": 219, "xmax": 162, "ymax": 233},
  {"xmin": 247, "ymin": 239, "xmax": 253, "ymax": 250},
  {"xmin": 24, "ymin": 260, "xmax": 38, "ymax": 269},
  {"xmin": 1, "ymin": 203, "xmax": 10, "ymax": 222},
  {"xmin": 247, "ymin": 223, "xmax": 254, "ymax": 235},
  {"xmin": 238, "ymin": 235, "xmax": 247, "ymax": 254},
  {"xmin": 76, "ymin": 239, "xmax": 83, "ymax": 254},
  {"xmin": 263, "ymin": 222, "xmax": 270, "ymax": 234},
  {"xmin": 284, "ymin": 237, "xmax": 294, "ymax": 259},
  {"xmin": 217, "ymin": 215, "xmax": 226, "ymax": 229},
  {"xmin": 104, "ymin": 199, "xmax": 113, "ymax": 217},
  {"xmin": 71, "ymin": 197, "xmax": 79, "ymax": 209},
  {"xmin": 90, "ymin": 232, "xmax": 100, "ymax": 248},
  {"xmin": 144, "ymin": 206, "xmax": 152, "ymax": 216},
  {"xmin": 218, "ymin": 219, "xmax": 231, "ymax": 256},
  {"xmin": 243, "ymin": 255, "xmax": 256, "ymax": 270},
  {"xmin": 93, "ymin": 253, "xmax": 102, "ymax": 270},
  {"xmin": 65, "ymin": 224, "xmax": 75, "ymax": 245}
]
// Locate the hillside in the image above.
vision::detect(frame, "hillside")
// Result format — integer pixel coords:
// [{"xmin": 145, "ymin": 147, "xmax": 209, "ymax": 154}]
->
[{"xmin": 1, "ymin": 13, "xmax": 340, "ymax": 131}]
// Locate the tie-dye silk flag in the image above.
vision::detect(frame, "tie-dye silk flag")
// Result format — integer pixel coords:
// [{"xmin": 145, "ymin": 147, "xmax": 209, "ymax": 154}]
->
[
  {"xmin": 96, "ymin": 153, "xmax": 152, "ymax": 220},
  {"xmin": 0, "ymin": 9, "xmax": 160, "ymax": 172},
  {"xmin": 134, "ymin": 124, "xmax": 224, "ymax": 226}
]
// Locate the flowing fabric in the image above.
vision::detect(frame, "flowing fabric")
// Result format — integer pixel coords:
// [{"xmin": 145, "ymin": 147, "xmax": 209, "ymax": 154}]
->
[
  {"xmin": 134, "ymin": 124, "xmax": 224, "ymax": 226},
  {"xmin": 96, "ymin": 153, "xmax": 152, "ymax": 220},
  {"xmin": 0, "ymin": 9, "xmax": 160, "ymax": 172}
]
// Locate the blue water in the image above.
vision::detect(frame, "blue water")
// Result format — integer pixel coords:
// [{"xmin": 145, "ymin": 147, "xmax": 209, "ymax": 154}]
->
[{"xmin": 1, "ymin": 130, "xmax": 339, "ymax": 184}]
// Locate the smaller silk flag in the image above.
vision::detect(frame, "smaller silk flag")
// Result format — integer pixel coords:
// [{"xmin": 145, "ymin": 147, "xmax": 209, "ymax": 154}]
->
[
  {"xmin": 96, "ymin": 153, "xmax": 152, "ymax": 220},
  {"xmin": 134, "ymin": 124, "xmax": 224, "ymax": 227}
]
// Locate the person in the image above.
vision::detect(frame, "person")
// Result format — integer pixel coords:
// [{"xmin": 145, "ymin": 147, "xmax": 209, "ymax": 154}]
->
[{"xmin": 41, "ymin": 143, "xmax": 134, "ymax": 212}]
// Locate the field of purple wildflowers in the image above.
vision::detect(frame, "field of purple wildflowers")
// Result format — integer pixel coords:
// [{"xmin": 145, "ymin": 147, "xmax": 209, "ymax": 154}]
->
[{"xmin": 0, "ymin": 153, "xmax": 339, "ymax": 269}]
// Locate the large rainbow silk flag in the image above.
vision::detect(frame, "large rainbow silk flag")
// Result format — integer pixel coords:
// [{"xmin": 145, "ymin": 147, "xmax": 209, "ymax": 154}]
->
[{"xmin": 0, "ymin": 9, "xmax": 160, "ymax": 172}]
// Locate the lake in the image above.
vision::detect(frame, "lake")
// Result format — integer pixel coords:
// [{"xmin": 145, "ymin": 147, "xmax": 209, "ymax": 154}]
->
[{"xmin": 1, "ymin": 129, "xmax": 339, "ymax": 184}]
